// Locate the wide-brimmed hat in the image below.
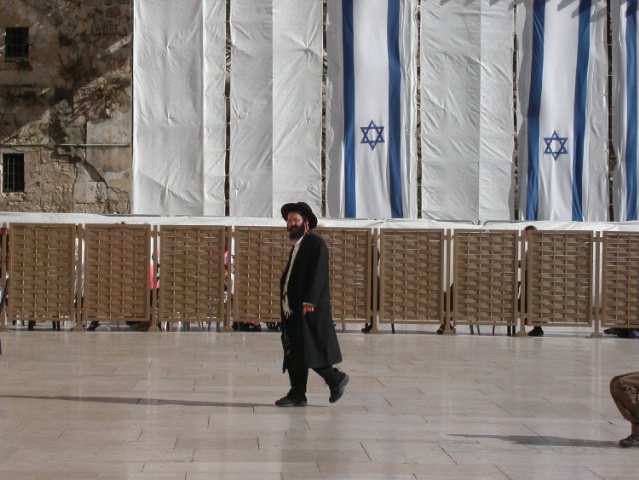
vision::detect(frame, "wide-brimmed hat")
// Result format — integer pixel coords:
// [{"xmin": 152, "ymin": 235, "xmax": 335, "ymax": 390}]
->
[{"xmin": 281, "ymin": 202, "xmax": 318, "ymax": 229}]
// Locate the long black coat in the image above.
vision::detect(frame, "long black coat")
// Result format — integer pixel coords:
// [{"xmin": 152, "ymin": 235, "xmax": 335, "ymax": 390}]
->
[{"xmin": 280, "ymin": 232, "xmax": 342, "ymax": 371}]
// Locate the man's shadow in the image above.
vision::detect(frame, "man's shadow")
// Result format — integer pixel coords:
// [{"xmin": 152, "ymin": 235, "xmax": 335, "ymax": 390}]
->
[
  {"xmin": 448, "ymin": 433, "xmax": 619, "ymax": 448},
  {"xmin": 0, "ymin": 394, "xmax": 275, "ymax": 408}
]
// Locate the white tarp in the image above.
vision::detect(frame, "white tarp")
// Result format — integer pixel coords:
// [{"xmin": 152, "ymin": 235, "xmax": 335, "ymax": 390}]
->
[
  {"xmin": 325, "ymin": 0, "xmax": 418, "ymax": 219},
  {"xmin": 517, "ymin": 0, "xmax": 609, "ymax": 221},
  {"xmin": 132, "ymin": 0, "xmax": 226, "ymax": 215},
  {"xmin": 229, "ymin": 0, "xmax": 323, "ymax": 217},
  {"xmin": 130, "ymin": 0, "xmax": 618, "ymax": 223},
  {"xmin": 612, "ymin": 1, "xmax": 639, "ymax": 221},
  {"xmin": 420, "ymin": 0, "xmax": 514, "ymax": 222}
]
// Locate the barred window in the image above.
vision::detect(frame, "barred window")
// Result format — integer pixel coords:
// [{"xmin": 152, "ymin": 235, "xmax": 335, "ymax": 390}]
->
[
  {"xmin": 2, "ymin": 153, "xmax": 25, "ymax": 193},
  {"xmin": 5, "ymin": 27, "xmax": 29, "ymax": 59}
]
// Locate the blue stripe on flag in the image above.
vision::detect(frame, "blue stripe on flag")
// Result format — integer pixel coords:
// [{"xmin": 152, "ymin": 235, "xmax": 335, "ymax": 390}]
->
[
  {"xmin": 526, "ymin": 0, "xmax": 545, "ymax": 221},
  {"xmin": 387, "ymin": 0, "xmax": 403, "ymax": 218},
  {"xmin": 343, "ymin": 0, "xmax": 356, "ymax": 218},
  {"xmin": 626, "ymin": 0, "xmax": 638, "ymax": 220},
  {"xmin": 571, "ymin": 0, "xmax": 592, "ymax": 222}
]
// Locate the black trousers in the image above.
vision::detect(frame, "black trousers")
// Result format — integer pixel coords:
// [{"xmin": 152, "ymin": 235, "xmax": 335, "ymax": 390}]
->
[{"xmin": 287, "ymin": 366, "xmax": 342, "ymax": 399}]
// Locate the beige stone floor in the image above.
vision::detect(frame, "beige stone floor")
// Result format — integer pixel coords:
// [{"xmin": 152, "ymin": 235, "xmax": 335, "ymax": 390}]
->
[{"xmin": 0, "ymin": 324, "xmax": 636, "ymax": 480}]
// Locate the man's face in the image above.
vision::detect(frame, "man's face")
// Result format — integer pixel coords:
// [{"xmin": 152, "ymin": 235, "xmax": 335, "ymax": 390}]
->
[{"xmin": 287, "ymin": 212, "xmax": 307, "ymax": 240}]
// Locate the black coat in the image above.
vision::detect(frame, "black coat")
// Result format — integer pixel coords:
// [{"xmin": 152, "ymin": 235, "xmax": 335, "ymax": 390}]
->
[{"xmin": 280, "ymin": 232, "xmax": 342, "ymax": 371}]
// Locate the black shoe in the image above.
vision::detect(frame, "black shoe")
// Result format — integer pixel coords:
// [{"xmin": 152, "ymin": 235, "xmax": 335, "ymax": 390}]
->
[
  {"xmin": 275, "ymin": 396, "xmax": 307, "ymax": 407},
  {"xmin": 329, "ymin": 373, "xmax": 349, "ymax": 404},
  {"xmin": 619, "ymin": 434, "xmax": 639, "ymax": 448},
  {"xmin": 436, "ymin": 325, "xmax": 456, "ymax": 335},
  {"xmin": 528, "ymin": 326, "xmax": 544, "ymax": 337},
  {"xmin": 86, "ymin": 321, "xmax": 100, "ymax": 331}
]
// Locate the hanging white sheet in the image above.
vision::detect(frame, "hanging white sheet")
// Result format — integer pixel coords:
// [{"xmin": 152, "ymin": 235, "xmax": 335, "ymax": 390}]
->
[
  {"xmin": 420, "ymin": 0, "xmax": 514, "ymax": 222},
  {"xmin": 132, "ymin": 0, "xmax": 226, "ymax": 215},
  {"xmin": 229, "ymin": 0, "xmax": 323, "ymax": 217}
]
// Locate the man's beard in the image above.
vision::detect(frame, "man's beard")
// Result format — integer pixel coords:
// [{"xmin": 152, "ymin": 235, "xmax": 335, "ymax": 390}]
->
[{"xmin": 288, "ymin": 224, "xmax": 305, "ymax": 240}]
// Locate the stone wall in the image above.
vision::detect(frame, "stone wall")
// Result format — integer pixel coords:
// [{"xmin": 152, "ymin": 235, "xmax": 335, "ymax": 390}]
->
[{"xmin": 0, "ymin": 0, "xmax": 132, "ymax": 213}]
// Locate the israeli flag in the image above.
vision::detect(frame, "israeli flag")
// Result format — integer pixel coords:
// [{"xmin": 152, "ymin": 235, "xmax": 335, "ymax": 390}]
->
[
  {"xmin": 612, "ymin": 1, "xmax": 639, "ymax": 221},
  {"xmin": 518, "ymin": 0, "xmax": 608, "ymax": 221},
  {"xmin": 326, "ymin": 0, "xmax": 417, "ymax": 219}
]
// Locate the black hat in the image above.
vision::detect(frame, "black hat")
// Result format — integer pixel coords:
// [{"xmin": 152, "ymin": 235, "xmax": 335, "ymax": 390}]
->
[{"xmin": 281, "ymin": 202, "xmax": 318, "ymax": 230}]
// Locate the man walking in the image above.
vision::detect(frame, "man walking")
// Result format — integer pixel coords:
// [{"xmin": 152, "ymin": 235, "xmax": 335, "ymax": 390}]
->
[{"xmin": 276, "ymin": 202, "xmax": 348, "ymax": 407}]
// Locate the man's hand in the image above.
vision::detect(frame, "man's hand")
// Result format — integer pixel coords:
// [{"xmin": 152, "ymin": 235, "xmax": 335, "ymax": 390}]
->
[{"xmin": 303, "ymin": 303, "xmax": 315, "ymax": 314}]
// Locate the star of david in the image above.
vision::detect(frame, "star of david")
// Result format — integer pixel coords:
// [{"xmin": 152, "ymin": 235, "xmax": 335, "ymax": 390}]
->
[
  {"xmin": 543, "ymin": 130, "xmax": 568, "ymax": 161},
  {"xmin": 360, "ymin": 120, "xmax": 385, "ymax": 151}
]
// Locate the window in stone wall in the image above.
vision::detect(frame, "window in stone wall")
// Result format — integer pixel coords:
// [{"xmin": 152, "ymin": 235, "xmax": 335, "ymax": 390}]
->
[
  {"xmin": 2, "ymin": 153, "xmax": 25, "ymax": 193},
  {"xmin": 4, "ymin": 27, "xmax": 29, "ymax": 59}
]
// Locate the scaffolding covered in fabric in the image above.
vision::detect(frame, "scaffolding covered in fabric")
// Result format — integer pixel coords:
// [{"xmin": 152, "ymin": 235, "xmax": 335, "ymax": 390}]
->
[{"xmin": 131, "ymin": 1, "xmax": 622, "ymax": 223}]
